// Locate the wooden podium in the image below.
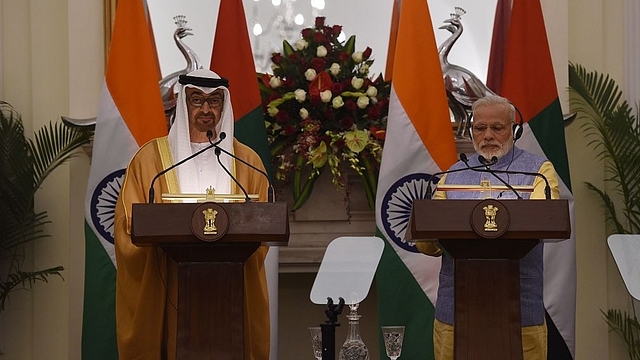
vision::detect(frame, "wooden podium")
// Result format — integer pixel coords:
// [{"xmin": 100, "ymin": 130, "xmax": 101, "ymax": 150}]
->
[
  {"xmin": 407, "ymin": 199, "xmax": 570, "ymax": 360},
  {"xmin": 131, "ymin": 201, "xmax": 289, "ymax": 360}
]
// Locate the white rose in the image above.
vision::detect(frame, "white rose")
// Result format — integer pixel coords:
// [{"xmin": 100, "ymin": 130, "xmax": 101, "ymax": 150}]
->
[
  {"xmin": 305, "ymin": 68, "xmax": 317, "ymax": 81},
  {"xmin": 357, "ymin": 96, "xmax": 370, "ymax": 109},
  {"xmin": 366, "ymin": 86, "xmax": 378, "ymax": 97},
  {"xmin": 351, "ymin": 76, "xmax": 364, "ymax": 90},
  {"xmin": 269, "ymin": 76, "xmax": 282, "ymax": 88},
  {"xmin": 299, "ymin": 108, "xmax": 309, "ymax": 120},
  {"xmin": 294, "ymin": 89, "xmax": 307, "ymax": 102},
  {"xmin": 295, "ymin": 39, "xmax": 308, "ymax": 50},
  {"xmin": 352, "ymin": 51, "xmax": 363, "ymax": 63},
  {"xmin": 329, "ymin": 63, "xmax": 341, "ymax": 76},
  {"xmin": 320, "ymin": 90, "xmax": 333, "ymax": 103},
  {"xmin": 316, "ymin": 45, "xmax": 328, "ymax": 57},
  {"xmin": 268, "ymin": 107, "xmax": 279, "ymax": 117},
  {"xmin": 332, "ymin": 96, "xmax": 344, "ymax": 109}
]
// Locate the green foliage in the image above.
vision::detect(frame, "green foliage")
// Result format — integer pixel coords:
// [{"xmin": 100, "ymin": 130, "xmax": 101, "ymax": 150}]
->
[
  {"xmin": 0, "ymin": 100, "xmax": 92, "ymax": 311},
  {"xmin": 569, "ymin": 63, "xmax": 640, "ymax": 359},
  {"xmin": 568, "ymin": 63, "xmax": 640, "ymax": 233}
]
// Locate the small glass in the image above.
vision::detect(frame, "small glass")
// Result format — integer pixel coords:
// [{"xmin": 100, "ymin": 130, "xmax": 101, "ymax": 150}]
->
[
  {"xmin": 381, "ymin": 325, "xmax": 405, "ymax": 360},
  {"xmin": 308, "ymin": 326, "xmax": 323, "ymax": 360}
]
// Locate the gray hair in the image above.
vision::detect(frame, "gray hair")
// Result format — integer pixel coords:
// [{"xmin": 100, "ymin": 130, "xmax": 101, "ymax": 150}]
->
[{"xmin": 472, "ymin": 95, "xmax": 516, "ymax": 123}]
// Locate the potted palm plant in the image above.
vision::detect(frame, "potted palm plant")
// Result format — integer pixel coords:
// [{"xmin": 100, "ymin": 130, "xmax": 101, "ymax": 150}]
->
[
  {"xmin": 568, "ymin": 62, "xmax": 640, "ymax": 359},
  {"xmin": 0, "ymin": 100, "xmax": 92, "ymax": 312}
]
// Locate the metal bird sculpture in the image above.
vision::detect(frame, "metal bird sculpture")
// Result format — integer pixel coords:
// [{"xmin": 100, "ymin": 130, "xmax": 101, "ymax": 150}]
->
[
  {"xmin": 159, "ymin": 15, "xmax": 203, "ymax": 127},
  {"xmin": 63, "ymin": 15, "xmax": 203, "ymax": 130},
  {"xmin": 438, "ymin": 7, "xmax": 497, "ymax": 139}
]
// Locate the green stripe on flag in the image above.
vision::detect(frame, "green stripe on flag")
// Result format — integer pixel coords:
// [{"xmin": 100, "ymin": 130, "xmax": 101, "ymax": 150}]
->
[
  {"xmin": 376, "ymin": 230, "xmax": 435, "ymax": 359},
  {"xmin": 234, "ymin": 106, "xmax": 273, "ymax": 180},
  {"xmin": 527, "ymin": 99, "xmax": 572, "ymax": 191},
  {"xmin": 82, "ymin": 221, "xmax": 118, "ymax": 359}
]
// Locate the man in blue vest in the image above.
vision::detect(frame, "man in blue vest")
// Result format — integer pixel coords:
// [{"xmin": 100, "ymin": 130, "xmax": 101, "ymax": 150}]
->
[{"xmin": 419, "ymin": 95, "xmax": 560, "ymax": 360}]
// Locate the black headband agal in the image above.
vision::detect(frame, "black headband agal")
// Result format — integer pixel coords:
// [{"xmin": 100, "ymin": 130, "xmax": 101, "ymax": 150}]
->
[{"xmin": 178, "ymin": 74, "xmax": 230, "ymax": 88}]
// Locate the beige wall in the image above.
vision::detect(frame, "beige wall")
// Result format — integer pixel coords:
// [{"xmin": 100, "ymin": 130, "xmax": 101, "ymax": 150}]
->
[{"xmin": 0, "ymin": 0, "xmax": 633, "ymax": 358}]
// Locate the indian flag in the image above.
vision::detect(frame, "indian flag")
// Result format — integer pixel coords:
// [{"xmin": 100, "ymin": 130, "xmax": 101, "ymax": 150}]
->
[
  {"xmin": 375, "ymin": 0, "xmax": 457, "ymax": 359},
  {"xmin": 489, "ymin": 0, "xmax": 576, "ymax": 357},
  {"xmin": 82, "ymin": 0, "xmax": 167, "ymax": 358},
  {"xmin": 209, "ymin": 1, "xmax": 278, "ymax": 359}
]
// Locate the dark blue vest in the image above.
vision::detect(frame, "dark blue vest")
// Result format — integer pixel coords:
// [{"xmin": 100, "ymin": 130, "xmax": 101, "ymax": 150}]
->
[{"xmin": 434, "ymin": 146, "xmax": 547, "ymax": 326}]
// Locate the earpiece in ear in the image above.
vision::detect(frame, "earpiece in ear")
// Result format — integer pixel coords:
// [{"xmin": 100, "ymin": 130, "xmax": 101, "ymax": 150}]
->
[{"xmin": 513, "ymin": 122, "xmax": 523, "ymax": 142}]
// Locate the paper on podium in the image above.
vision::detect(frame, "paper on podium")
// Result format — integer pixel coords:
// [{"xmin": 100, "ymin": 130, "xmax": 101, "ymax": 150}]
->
[{"xmin": 310, "ymin": 236, "xmax": 384, "ymax": 305}]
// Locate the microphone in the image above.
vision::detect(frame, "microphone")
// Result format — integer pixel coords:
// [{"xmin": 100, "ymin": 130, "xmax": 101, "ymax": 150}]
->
[
  {"xmin": 425, "ymin": 155, "xmax": 498, "ymax": 199},
  {"xmin": 214, "ymin": 147, "xmax": 252, "ymax": 202},
  {"xmin": 212, "ymin": 142, "xmax": 275, "ymax": 203},
  {"xmin": 474, "ymin": 154, "xmax": 552, "ymax": 200},
  {"xmin": 463, "ymin": 154, "xmax": 523, "ymax": 199},
  {"xmin": 147, "ymin": 131, "xmax": 226, "ymax": 203}
]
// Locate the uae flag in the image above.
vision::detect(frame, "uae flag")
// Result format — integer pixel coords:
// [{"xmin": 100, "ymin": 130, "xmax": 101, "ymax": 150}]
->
[
  {"xmin": 209, "ymin": 1, "xmax": 278, "ymax": 358},
  {"xmin": 375, "ymin": 0, "xmax": 458, "ymax": 358},
  {"xmin": 82, "ymin": 0, "xmax": 167, "ymax": 358},
  {"xmin": 488, "ymin": 0, "xmax": 576, "ymax": 358}
]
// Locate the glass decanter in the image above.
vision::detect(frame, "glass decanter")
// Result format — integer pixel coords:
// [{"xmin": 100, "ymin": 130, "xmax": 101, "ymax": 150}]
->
[{"xmin": 338, "ymin": 303, "xmax": 370, "ymax": 360}]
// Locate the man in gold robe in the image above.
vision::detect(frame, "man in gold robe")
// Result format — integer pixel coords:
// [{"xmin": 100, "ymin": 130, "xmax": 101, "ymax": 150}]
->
[{"xmin": 114, "ymin": 69, "xmax": 270, "ymax": 359}]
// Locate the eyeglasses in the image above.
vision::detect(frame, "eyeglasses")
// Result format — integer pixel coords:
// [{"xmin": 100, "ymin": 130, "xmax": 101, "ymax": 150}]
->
[
  {"xmin": 187, "ymin": 95, "xmax": 223, "ymax": 108},
  {"xmin": 471, "ymin": 123, "xmax": 510, "ymax": 135}
]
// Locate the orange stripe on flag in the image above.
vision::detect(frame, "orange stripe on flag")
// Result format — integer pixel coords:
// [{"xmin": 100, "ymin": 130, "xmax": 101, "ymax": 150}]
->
[
  {"xmin": 384, "ymin": 0, "xmax": 401, "ymax": 81},
  {"xmin": 500, "ymin": 0, "xmax": 557, "ymax": 122},
  {"xmin": 106, "ymin": 0, "xmax": 167, "ymax": 146},
  {"xmin": 210, "ymin": 0, "xmax": 261, "ymax": 120},
  {"xmin": 391, "ymin": 0, "xmax": 457, "ymax": 170}
]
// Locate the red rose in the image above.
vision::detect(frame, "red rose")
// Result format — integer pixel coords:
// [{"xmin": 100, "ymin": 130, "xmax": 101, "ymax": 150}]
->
[
  {"xmin": 283, "ymin": 125, "xmax": 296, "ymax": 135},
  {"xmin": 271, "ymin": 53, "xmax": 284, "ymax": 65},
  {"xmin": 313, "ymin": 31, "xmax": 326, "ymax": 44},
  {"xmin": 368, "ymin": 105, "xmax": 381, "ymax": 120},
  {"xmin": 315, "ymin": 17, "xmax": 325, "ymax": 28},
  {"xmin": 341, "ymin": 116, "xmax": 354, "ymax": 129},
  {"xmin": 332, "ymin": 82, "xmax": 345, "ymax": 93},
  {"xmin": 311, "ymin": 58, "xmax": 327, "ymax": 72},
  {"xmin": 332, "ymin": 25, "xmax": 342, "ymax": 36},
  {"xmin": 301, "ymin": 28, "xmax": 312, "ymax": 39},
  {"xmin": 338, "ymin": 52, "xmax": 350, "ymax": 61},
  {"xmin": 275, "ymin": 110, "xmax": 290, "ymax": 123},
  {"xmin": 345, "ymin": 99, "xmax": 357, "ymax": 111}
]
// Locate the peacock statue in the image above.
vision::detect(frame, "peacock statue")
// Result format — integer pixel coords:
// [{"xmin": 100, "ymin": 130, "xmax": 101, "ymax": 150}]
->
[
  {"xmin": 438, "ymin": 7, "xmax": 497, "ymax": 139},
  {"xmin": 63, "ymin": 15, "xmax": 203, "ymax": 130},
  {"xmin": 159, "ymin": 15, "xmax": 203, "ymax": 127}
]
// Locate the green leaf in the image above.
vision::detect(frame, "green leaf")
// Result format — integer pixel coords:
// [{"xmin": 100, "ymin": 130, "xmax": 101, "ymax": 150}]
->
[
  {"xmin": 282, "ymin": 40, "xmax": 295, "ymax": 57},
  {"xmin": 344, "ymin": 35, "xmax": 356, "ymax": 55}
]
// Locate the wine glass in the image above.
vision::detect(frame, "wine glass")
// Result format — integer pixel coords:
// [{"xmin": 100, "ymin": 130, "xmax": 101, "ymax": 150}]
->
[
  {"xmin": 308, "ymin": 326, "xmax": 323, "ymax": 360},
  {"xmin": 381, "ymin": 325, "xmax": 405, "ymax": 360}
]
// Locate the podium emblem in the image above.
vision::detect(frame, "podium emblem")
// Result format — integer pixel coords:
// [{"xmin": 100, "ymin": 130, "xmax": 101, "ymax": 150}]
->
[
  {"xmin": 482, "ymin": 204, "xmax": 499, "ymax": 231},
  {"xmin": 191, "ymin": 202, "xmax": 229, "ymax": 242},
  {"xmin": 470, "ymin": 199, "xmax": 509, "ymax": 238}
]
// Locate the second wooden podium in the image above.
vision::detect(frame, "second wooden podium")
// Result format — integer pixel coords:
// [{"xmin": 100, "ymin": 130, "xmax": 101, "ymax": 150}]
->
[
  {"xmin": 407, "ymin": 199, "xmax": 570, "ymax": 360},
  {"xmin": 131, "ymin": 201, "xmax": 289, "ymax": 360}
]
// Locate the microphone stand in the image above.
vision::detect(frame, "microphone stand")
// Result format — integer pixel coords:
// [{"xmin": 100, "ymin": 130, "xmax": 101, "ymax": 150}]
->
[
  {"xmin": 213, "ymin": 144, "xmax": 275, "ymax": 203},
  {"xmin": 466, "ymin": 155, "xmax": 523, "ymax": 199}
]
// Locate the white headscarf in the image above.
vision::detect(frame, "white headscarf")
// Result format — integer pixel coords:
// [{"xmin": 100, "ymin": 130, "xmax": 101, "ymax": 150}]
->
[{"xmin": 167, "ymin": 69, "xmax": 235, "ymax": 195}]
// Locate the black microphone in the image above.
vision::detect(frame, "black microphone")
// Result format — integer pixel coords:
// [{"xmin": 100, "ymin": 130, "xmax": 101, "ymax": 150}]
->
[
  {"xmin": 463, "ymin": 154, "xmax": 523, "ymax": 199},
  {"xmin": 214, "ymin": 147, "xmax": 252, "ymax": 202},
  {"xmin": 474, "ymin": 154, "xmax": 552, "ymax": 199},
  {"xmin": 212, "ymin": 143, "xmax": 275, "ymax": 203},
  {"xmin": 425, "ymin": 154, "xmax": 498, "ymax": 199},
  {"xmin": 147, "ymin": 131, "xmax": 226, "ymax": 203}
]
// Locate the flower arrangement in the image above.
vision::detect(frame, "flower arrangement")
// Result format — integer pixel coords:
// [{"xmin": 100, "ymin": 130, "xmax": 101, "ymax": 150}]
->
[{"xmin": 258, "ymin": 17, "xmax": 390, "ymax": 211}]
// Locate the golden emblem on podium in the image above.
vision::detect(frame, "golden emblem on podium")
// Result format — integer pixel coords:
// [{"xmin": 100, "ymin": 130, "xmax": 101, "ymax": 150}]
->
[
  {"xmin": 202, "ymin": 208, "xmax": 219, "ymax": 234},
  {"xmin": 483, "ymin": 204, "xmax": 499, "ymax": 232}
]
